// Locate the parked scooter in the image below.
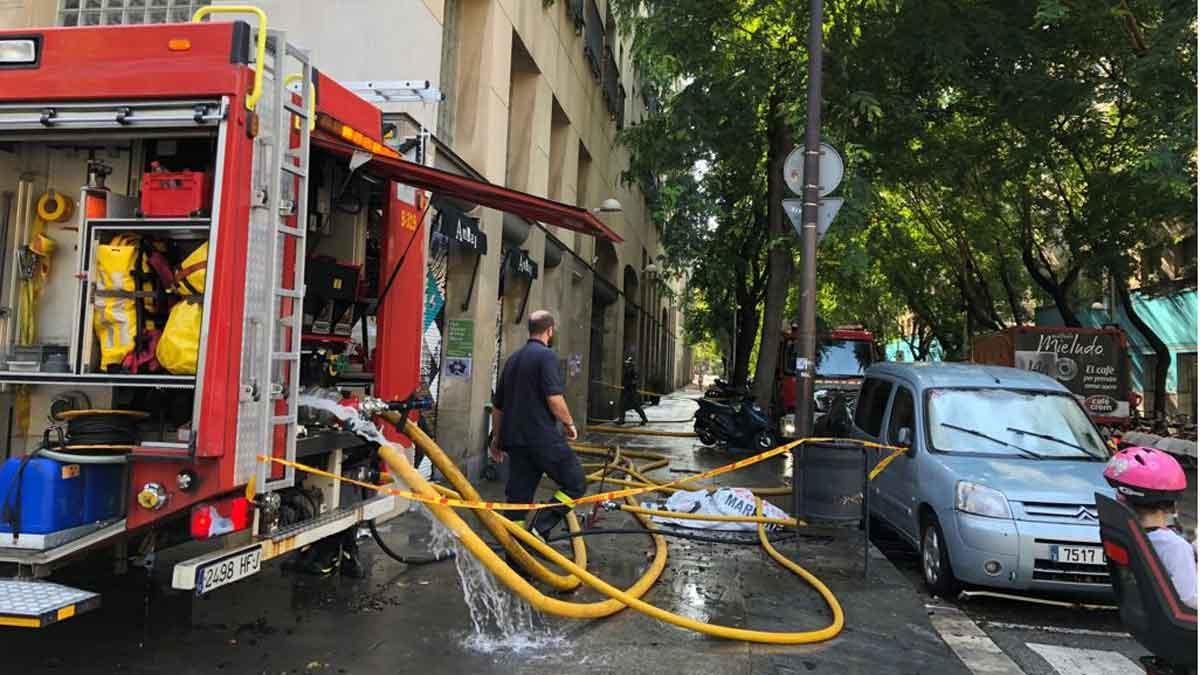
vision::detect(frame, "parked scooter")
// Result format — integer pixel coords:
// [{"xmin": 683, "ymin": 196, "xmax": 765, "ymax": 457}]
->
[
  {"xmin": 694, "ymin": 395, "xmax": 777, "ymax": 451},
  {"xmin": 704, "ymin": 378, "xmax": 749, "ymax": 400}
]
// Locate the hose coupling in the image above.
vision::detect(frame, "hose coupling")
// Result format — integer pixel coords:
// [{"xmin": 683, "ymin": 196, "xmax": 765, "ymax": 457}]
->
[{"xmin": 358, "ymin": 396, "xmax": 389, "ymax": 419}]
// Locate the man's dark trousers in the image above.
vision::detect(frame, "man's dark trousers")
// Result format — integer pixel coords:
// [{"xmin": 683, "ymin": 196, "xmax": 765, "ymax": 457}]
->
[{"xmin": 505, "ymin": 440, "xmax": 587, "ymax": 535}]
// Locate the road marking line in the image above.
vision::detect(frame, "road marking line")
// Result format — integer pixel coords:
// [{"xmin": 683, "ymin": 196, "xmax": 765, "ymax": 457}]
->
[
  {"xmin": 1027, "ymin": 643, "xmax": 1141, "ymax": 675},
  {"xmin": 979, "ymin": 620, "xmax": 1130, "ymax": 639},
  {"xmin": 928, "ymin": 604, "xmax": 1024, "ymax": 674}
]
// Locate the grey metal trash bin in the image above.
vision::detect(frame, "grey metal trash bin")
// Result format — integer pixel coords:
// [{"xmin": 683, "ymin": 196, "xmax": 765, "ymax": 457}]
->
[{"xmin": 800, "ymin": 441, "xmax": 865, "ymax": 522}]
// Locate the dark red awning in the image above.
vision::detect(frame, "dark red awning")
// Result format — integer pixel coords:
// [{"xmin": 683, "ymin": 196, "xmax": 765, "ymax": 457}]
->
[{"xmin": 313, "ymin": 132, "xmax": 622, "ymax": 243}]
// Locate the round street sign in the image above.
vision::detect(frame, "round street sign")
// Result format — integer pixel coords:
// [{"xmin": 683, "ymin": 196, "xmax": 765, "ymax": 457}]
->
[{"xmin": 783, "ymin": 142, "xmax": 844, "ymax": 198}]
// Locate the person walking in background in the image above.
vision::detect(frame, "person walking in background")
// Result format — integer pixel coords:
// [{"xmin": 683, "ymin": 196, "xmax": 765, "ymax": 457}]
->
[
  {"xmin": 489, "ymin": 310, "xmax": 587, "ymax": 540},
  {"xmin": 619, "ymin": 355, "xmax": 648, "ymax": 426}
]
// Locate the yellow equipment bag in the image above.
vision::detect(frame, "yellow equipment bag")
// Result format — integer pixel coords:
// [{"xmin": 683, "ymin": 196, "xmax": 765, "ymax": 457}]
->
[
  {"xmin": 156, "ymin": 242, "xmax": 208, "ymax": 375},
  {"xmin": 93, "ymin": 234, "xmax": 157, "ymax": 370}
]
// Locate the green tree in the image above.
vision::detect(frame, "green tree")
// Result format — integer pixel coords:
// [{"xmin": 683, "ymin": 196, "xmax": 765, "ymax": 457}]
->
[
  {"xmin": 820, "ymin": 0, "xmax": 1195, "ymax": 401},
  {"xmin": 616, "ymin": 0, "xmax": 809, "ymax": 401}
]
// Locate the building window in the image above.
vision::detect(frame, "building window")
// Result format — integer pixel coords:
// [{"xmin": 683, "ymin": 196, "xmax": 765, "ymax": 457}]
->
[
  {"xmin": 583, "ymin": 0, "xmax": 603, "ymax": 81},
  {"xmin": 566, "ymin": 0, "xmax": 585, "ymax": 34},
  {"xmin": 602, "ymin": 47, "xmax": 619, "ymax": 115},
  {"xmin": 58, "ymin": 0, "xmax": 212, "ymax": 26}
]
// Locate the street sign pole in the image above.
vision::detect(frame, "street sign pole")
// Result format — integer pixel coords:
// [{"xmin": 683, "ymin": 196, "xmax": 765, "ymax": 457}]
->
[{"xmin": 794, "ymin": 0, "xmax": 824, "ymax": 532}]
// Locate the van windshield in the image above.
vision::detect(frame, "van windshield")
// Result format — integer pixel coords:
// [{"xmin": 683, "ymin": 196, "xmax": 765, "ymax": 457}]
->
[{"xmin": 927, "ymin": 388, "xmax": 1107, "ymax": 460}]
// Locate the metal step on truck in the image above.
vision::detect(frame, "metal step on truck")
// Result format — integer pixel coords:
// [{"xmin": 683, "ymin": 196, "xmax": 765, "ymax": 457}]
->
[{"xmin": 0, "ymin": 6, "xmax": 620, "ymax": 629}]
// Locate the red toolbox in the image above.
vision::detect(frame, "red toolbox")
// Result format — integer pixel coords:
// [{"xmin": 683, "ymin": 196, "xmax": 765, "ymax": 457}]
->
[{"xmin": 139, "ymin": 169, "xmax": 213, "ymax": 217}]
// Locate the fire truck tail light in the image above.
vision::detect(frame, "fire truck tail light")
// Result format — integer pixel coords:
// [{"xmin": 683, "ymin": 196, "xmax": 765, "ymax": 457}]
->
[
  {"xmin": 167, "ymin": 39, "xmax": 192, "ymax": 52},
  {"xmin": 190, "ymin": 497, "xmax": 252, "ymax": 540},
  {"xmin": 0, "ymin": 39, "xmax": 37, "ymax": 65}
]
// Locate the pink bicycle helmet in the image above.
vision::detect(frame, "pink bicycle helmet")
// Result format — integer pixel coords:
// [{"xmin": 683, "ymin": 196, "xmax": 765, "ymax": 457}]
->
[{"xmin": 1104, "ymin": 446, "xmax": 1188, "ymax": 505}]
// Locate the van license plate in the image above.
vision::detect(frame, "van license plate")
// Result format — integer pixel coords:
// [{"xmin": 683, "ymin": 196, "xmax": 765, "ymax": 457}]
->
[
  {"xmin": 196, "ymin": 545, "xmax": 262, "ymax": 595},
  {"xmin": 1049, "ymin": 544, "xmax": 1105, "ymax": 565}
]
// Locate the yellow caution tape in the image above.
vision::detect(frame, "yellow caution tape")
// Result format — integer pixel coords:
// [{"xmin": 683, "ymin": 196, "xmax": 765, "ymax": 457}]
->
[
  {"xmin": 869, "ymin": 445, "xmax": 910, "ymax": 481},
  {"xmin": 592, "ymin": 380, "xmax": 669, "ymax": 399},
  {"xmin": 257, "ymin": 436, "xmax": 905, "ymax": 512}
]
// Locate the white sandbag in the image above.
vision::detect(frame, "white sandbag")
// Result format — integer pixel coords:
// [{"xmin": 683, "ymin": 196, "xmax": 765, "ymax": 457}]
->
[{"xmin": 645, "ymin": 487, "xmax": 789, "ymax": 531}]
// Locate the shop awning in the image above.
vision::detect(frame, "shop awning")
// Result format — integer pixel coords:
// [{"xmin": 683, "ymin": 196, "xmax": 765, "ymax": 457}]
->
[
  {"xmin": 313, "ymin": 132, "xmax": 622, "ymax": 243},
  {"xmin": 437, "ymin": 203, "xmax": 489, "ymax": 256}
]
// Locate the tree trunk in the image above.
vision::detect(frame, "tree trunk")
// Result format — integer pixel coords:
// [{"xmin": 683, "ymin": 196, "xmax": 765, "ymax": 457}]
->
[
  {"xmin": 750, "ymin": 84, "xmax": 795, "ymax": 405},
  {"xmin": 999, "ymin": 262, "xmax": 1026, "ymax": 325},
  {"xmin": 732, "ymin": 301, "xmax": 759, "ymax": 388},
  {"xmin": 1018, "ymin": 189, "xmax": 1082, "ymax": 327},
  {"xmin": 1116, "ymin": 278, "xmax": 1171, "ymax": 418}
]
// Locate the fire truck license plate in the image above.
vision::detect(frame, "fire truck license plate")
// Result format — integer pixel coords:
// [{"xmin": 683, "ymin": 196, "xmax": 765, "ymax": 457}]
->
[
  {"xmin": 196, "ymin": 546, "xmax": 262, "ymax": 595},
  {"xmin": 1049, "ymin": 544, "xmax": 1105, "ymax": 565}
]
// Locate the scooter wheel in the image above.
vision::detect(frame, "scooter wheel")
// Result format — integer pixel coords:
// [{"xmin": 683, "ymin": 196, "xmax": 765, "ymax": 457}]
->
[
  {"xmin": 697, "ymin": 429, "xmax": 717, "ymax": 446},
  {"xmin": 482, "ymin": 464, "xmax": 499, "ymax": 481}
]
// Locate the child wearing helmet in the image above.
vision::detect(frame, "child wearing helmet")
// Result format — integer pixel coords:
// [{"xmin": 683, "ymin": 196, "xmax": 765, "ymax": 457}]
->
[{"xmin": 1105, "ymin": 446, "xmax": 1197, "ymax": 609}]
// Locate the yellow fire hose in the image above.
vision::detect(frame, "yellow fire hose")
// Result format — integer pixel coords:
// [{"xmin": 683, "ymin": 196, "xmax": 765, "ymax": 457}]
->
[
  {"xmin": 576, "ymin": 449, "xmax": 803, "ymax": 528},
  {"xmin": 572, "ymin": 443, "xmax": 670, "ymax": 462},
  {"xmin": 429, "ymin": 482, "xmax": 589, "ymax": 573},
  {"xmin": 375, "ymin": 435, "xmax": 845, "ymax": 644},
  {"xmin": 574, "ymin": 442, "xmax": 792, "ymax": 496},
  {"xmin": 396, "ymin": 422, "xmax": 672, "ymax": 619},
  {"xmin": 396, "ymin": 417, "xmax": 584, "ymax": 591}
]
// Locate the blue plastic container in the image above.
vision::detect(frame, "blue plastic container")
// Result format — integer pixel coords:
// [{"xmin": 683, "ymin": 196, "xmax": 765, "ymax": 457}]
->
[
  {"xmin": 0, "ymin": 458, "xmax": 125, "ymax": 534},
  {"xmin": 82, "ymin": 464, "xmax": 124, "ymax": 523},
  {"xmin": 0, "ymin": 457, "xmax": 84, "ymax": 534}
]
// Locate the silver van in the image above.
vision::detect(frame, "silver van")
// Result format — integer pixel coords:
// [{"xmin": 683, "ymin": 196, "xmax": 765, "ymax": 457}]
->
[{"xmin": 855, "ymin": 362, "xmax": 1114, "ymax": 597}]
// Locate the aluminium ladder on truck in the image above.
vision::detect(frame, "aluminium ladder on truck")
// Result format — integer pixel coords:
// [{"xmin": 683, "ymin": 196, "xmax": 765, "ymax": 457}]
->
[
  {"xmin": 249, "ymin": 27, "xmax": 311, "ymax": 496},
  {"xmin": 172, "ymin": 28, "xmax": 396, "ymax": 595}
]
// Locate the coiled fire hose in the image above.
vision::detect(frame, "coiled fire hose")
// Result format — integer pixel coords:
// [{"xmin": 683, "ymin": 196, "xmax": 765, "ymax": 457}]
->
[
  {"xmin": 572, "ymin": 442, "xmax": 793, "ymax": 496},
  {"xmin": 379, "ymin": 416, "xmax": 846, "ymax": 644}
]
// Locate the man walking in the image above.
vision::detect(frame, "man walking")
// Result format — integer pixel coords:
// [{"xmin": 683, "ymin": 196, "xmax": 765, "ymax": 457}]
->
[
  {"xmin": 490, "ymin": 310, "xmax": 587, "ymax": 539},
  {"xmin": 618, "ymin": 355, "xmax": 648, "ymax": 425}
]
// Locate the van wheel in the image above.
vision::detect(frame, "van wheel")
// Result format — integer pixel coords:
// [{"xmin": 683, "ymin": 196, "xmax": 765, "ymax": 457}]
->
[{"xmin": 920, "ymin": 515, "xmax": 961, "ymax": 598}]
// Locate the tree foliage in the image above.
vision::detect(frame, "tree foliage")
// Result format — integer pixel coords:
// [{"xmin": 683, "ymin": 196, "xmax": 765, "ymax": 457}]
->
[{"xmin": 616, "ymin": 0, "xmax": 1195, "ymax": 408}]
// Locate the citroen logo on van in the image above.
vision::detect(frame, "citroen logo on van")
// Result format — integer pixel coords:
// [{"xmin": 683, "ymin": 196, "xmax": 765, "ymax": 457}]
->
[{"xmin": 1076, "ymin": 506, "xmax": 1098, "ymax": 522}]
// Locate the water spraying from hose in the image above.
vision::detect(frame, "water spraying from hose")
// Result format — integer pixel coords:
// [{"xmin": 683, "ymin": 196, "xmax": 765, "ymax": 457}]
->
[{"xmin": 298, "ymin": 394, "xmax": 560, "ymax": 652}]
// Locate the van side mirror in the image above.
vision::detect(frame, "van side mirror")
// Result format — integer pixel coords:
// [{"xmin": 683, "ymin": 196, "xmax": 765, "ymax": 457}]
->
[{"xmin": 896, "ymin": 427, "xmax": 913, "ymax": 449}]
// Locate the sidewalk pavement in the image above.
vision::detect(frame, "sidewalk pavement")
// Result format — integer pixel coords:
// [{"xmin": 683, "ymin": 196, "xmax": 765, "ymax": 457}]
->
[{"xmin": 0, "ymin": 389, "xmax": 969, "ymax": 675}]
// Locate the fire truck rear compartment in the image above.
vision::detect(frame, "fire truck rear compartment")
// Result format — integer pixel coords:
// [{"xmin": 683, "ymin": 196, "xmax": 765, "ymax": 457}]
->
[
  {"xmin": 0, "ymin": 103, "xmax": 400, "ymax": 625},
  {"xmin": 0, "ymin": 133, "xmax": 216, "ymax": 430},
  {"xmin": 0, "ymin": 130, "xmax": 219, "ymax": 623}
]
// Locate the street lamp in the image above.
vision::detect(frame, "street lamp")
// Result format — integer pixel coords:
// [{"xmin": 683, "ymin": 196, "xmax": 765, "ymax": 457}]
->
[{"xmin": 591, "ymin": 198, "xmax": 623, "ymax": 214}]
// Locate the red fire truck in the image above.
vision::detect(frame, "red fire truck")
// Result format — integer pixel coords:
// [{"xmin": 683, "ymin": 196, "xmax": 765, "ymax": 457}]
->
[
  {"xmin": 0, "ymin": 7, "xmax": 617, "ymax": 628},
  {"xmin": 775, "ymin": 325, "xmax": 877, "ymax": 438}
]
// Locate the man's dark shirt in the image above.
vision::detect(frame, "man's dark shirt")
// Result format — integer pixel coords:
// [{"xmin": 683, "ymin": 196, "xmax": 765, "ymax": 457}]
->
[
  {"xmin": 495, "ymin": 339, "xmax": 565, "ymax": 448},
  {"xmin": 622, "ymin": 363, "xmax": 639, "ymax": 391}
]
